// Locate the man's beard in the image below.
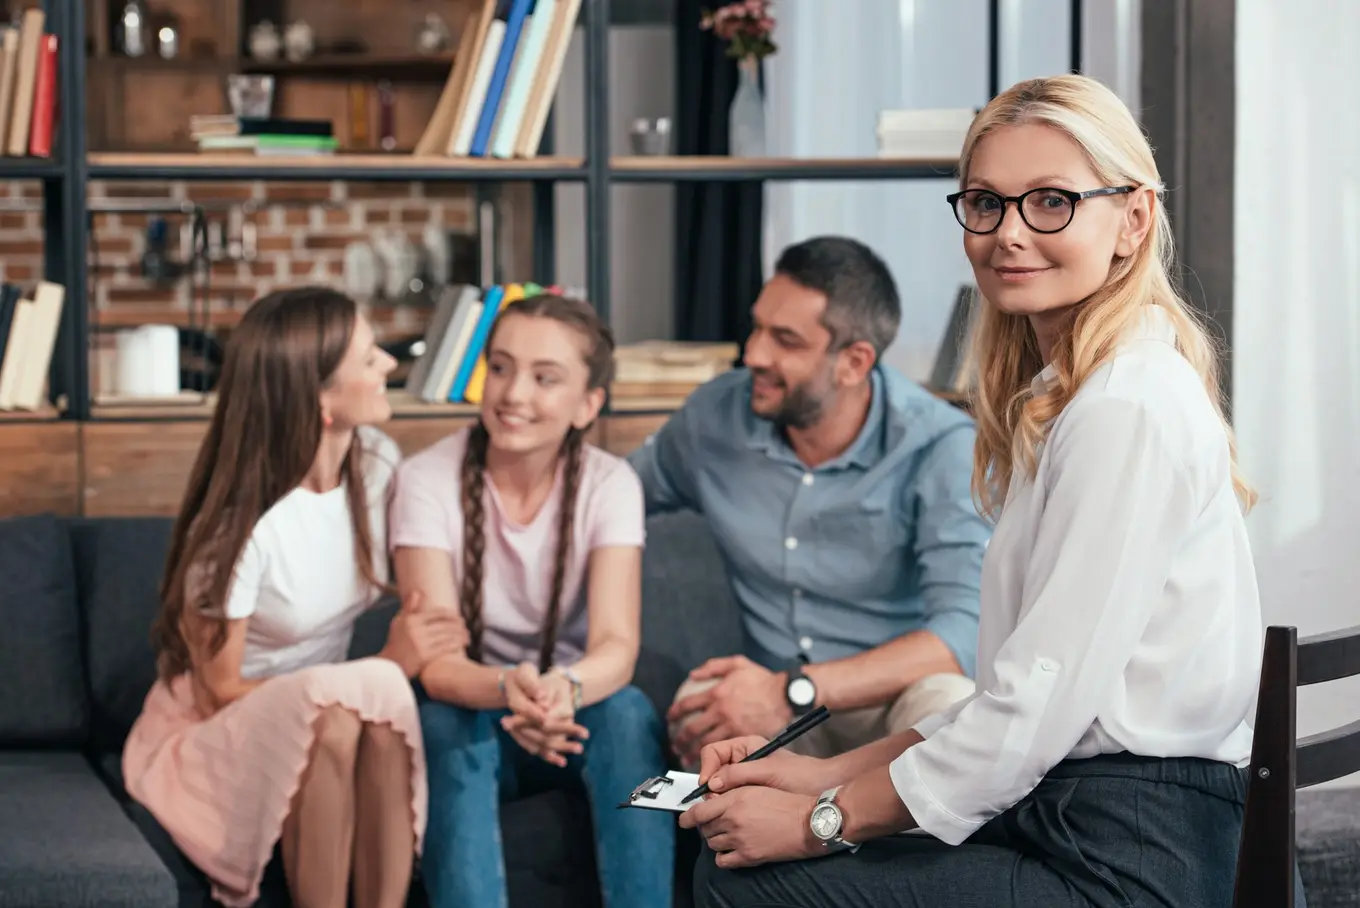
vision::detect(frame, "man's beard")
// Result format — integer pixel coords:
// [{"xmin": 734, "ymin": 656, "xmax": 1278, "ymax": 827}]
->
[{"xmin": 750, "ymin": 369, "xmax": 832, "ymax": 430}]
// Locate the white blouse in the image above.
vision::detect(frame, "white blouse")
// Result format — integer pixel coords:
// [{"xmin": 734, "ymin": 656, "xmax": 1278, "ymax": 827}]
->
[{"xmin": 889, "ymin": 306, "xmax": 1263, "ymax": 846}]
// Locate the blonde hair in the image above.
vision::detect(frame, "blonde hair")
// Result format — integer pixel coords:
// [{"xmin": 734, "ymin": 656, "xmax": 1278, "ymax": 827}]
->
[{"xmin": 960, "ymin": 74, "xmax": 1255, "ymax": 519}]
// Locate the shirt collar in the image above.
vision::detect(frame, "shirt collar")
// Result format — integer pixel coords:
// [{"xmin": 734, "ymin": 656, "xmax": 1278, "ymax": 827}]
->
[
  {"xmin": 745, "ymin": 367, "xmax": 886, "ymax": 471},
  {"xmin": 1030, "ymin": 305, "xmax": 1178, "ymax": 396}
]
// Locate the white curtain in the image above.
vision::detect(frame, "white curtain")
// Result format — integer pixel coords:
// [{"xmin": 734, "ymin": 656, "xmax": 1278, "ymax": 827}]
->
[{"xmin": 760, "ymin": 0, "xmax": 1137, "ymax": 381}]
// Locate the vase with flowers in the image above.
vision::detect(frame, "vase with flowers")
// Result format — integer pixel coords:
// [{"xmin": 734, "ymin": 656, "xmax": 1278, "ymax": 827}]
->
[{"xmin": 700, "ymin": 0, "xmax": 777, "ymax": 158}]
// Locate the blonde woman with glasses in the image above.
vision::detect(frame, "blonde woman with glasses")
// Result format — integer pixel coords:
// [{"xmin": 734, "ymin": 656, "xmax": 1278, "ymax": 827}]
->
[{"xmin": 678, "ymin": 73, "xmax": 1302, "ymax": 908}]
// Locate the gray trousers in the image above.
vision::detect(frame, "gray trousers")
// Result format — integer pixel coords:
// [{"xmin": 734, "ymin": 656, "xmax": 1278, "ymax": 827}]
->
[{"xmin": 694, "ymin": 752, "xmax": 1308, "ymax": 908}]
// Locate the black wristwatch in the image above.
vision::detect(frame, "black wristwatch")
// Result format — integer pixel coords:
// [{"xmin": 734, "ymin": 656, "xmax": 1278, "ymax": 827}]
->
[{"xmin": 785, "ymin": 661, "xmax": 817, "ymax": 716}]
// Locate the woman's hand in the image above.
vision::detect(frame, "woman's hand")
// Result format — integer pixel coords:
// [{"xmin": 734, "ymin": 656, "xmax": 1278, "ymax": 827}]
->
[
  {"xmin": 381, "ymin": 590, "xmax": 468, "ymax": 678},
  {"xmin": 678, "ymin": 785, "xmax": 823, "ymax": 869},
  {"xmin": 502, "ymin": 662, "xmax": 589, "ymax": 767},
  {"xmin": 538, "ymin": 669, "xmax": 577, "ymax": 719},
  {"xmin": 697, "ymin": 735, "xmax": 833, "ymax": 797}
]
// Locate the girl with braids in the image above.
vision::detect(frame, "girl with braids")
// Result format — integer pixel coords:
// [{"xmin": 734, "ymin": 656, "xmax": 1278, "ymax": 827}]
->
[
  {"xmin": 123, "ymin": 287, "xmax": 468, "ymax": 908},
  {"xmin": 682, "ymin": 74, "xmax": 1296, "ymax": 908},
  {"xmin": 389, "ymin": 293, "xmax": 673, "ymax": 908}
]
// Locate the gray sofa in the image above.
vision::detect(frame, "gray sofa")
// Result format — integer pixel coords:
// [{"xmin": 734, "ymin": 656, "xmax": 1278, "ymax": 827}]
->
[
  {"xmin": 0, "ymin": 510, "xmax": 741, "ymax": 908},
  {"xmin": 1, "ymin": 509, "xmax": 1356, "ymax": 908}
]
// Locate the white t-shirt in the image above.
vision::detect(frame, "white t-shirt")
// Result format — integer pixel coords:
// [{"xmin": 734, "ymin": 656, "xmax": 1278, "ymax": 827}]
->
[
  {"xmin": 890, "ymin": 306, "xmax": 1263, "ymax": 846},
  {"xmin": 220, "ymin": 426, "xmax": 401, "ymax": 680}
]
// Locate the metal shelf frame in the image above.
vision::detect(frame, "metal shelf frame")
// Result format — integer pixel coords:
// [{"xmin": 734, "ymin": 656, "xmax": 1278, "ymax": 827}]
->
[{"xmin": 26, "ymin": 0, "xmax": 1082, "ymax": 422}]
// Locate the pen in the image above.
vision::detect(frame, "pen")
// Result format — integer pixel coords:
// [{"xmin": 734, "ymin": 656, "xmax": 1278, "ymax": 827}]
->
[{"xmin": 679, "ymin": 705, "xmax": 831, "ymax": 805}]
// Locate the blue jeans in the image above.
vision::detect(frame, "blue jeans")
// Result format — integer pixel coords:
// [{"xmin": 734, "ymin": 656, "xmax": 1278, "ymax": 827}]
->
[{"xmin": 418, "ymin": 684, "xmax": 675, "ymax": 908}]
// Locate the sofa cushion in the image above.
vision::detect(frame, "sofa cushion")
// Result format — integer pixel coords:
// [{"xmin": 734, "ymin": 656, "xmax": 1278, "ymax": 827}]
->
[
  {"xmin": 1297, "ymin": 786, "xmax": 1360, "ymax": 908},
  {"xmin": 0, "ymin": 752, "xmax": 177, "ymax": 908},
  {"xmin": 634, "ymin": 511, "xmax": 744, "ymax": 720},
  {"xmin": 70, "ymin": 517, "xmax": 175, "ymax": 754},
  {"xmin": 0, "ymin": 513, "xmax": 87, "ymax": 746}
]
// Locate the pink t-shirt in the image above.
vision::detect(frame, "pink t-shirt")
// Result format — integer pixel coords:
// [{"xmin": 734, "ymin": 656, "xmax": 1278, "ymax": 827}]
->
[{"xmin": 388, "ymin": 427, "xmax": 646, "ymax": 667}]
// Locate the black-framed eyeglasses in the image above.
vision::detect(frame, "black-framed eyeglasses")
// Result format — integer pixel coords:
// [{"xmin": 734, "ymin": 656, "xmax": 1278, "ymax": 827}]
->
[{"xmin": 946, "ymin": 186, "xmax": 1135, "ymax": 235}]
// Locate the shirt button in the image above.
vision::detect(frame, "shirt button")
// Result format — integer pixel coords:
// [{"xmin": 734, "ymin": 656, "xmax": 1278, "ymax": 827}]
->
[
  {"xmin": 791, "ymin": 588, "xmax": 802, "ymax": 599},
  {"xmin": 799, "ymin": 636, "xmax": 814, "ymax": 651},
  {"xmin": 1038, "ymin": 658, "xmax": 1059, "ymax": 672},
  {"xmin": 802, "ymin": 473, "xmax": 814, "ymax": 486},
  {"xmin": 784, "ymin": 536, "xmax": 798, "ymax": 550}
]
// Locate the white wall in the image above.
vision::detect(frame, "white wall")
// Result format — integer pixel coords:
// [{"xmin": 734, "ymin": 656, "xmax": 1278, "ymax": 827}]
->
[{"xmin": 1235, "ymin": 0, "xmax": 1360, "ymax": 777}]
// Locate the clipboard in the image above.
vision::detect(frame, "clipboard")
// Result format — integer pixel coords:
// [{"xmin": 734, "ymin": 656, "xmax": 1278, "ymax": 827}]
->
[{"xmin": 616, "ymin": 771, "xmax": 704, "ymax": 812}]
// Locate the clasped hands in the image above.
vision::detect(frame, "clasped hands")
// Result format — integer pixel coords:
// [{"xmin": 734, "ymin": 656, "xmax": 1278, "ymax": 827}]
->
[
  {"xmin": 499, "ymin": 662, "xmax": 590, "ymax": 768},
  {"xmin": 380, "ymin": 590, "xmax": 588, "ymax": 768},
  {"xmin": 677, "ymin": 734, "xmax": 834, "ymax": 870}
]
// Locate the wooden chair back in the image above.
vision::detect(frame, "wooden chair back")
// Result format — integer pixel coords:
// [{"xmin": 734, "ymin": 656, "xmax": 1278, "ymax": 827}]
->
[{"xmin": 1233, "ymin": 623, "xmax": 1360, "ymax": 907}]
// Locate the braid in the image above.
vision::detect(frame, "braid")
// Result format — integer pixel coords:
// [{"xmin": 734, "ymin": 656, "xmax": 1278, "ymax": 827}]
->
[
  {"xmin": 539, "ymin": 427, "xmax": 585, "ymax": 672},
  {"xmin": 460, "ymin": 421, "xmax": 490, "ymax": 662}
]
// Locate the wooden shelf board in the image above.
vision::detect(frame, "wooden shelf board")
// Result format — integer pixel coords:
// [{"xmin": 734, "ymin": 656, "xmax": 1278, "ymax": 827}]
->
[
  {"xmin": 90, "ymin": 394, "xmax": 215, "ymax": 419},
  {"xmin": 87, "ymin": 152, "xmax": 586, "ymax": 180},
  {"xmin": 609, "ymin": 155, "xmax": 959, "ymax": 181},
  {"xmin": 88, "ymin": 389, "xmax": 481, "ymax": 421},
  {"xmin": 0, "ymin": 405, "xmax": 62, "ymax": 422},
  {"xmin": 608, "ymin": 395, "xmax": 690, "ymax": 413},
  {"xmin": 387, "ymin": 390, "xmax": 478, "ymax": 418}
]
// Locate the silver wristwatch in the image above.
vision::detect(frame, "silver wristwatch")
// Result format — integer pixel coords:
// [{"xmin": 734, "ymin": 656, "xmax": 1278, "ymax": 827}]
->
[{"xmin": 809, "ymin": 786, "xmax": 859, "ymax": 852}]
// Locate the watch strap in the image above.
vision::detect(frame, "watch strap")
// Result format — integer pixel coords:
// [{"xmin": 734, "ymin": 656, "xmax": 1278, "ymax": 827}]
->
[{"xmin": 551, "ymin": 666, "xmax": 584, "ymax": 710}]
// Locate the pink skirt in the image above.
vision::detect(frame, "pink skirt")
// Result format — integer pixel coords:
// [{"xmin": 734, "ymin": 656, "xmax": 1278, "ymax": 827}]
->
[{"xmin": 122, "ymin": 657, "xmax": 428, "ymax": 908}]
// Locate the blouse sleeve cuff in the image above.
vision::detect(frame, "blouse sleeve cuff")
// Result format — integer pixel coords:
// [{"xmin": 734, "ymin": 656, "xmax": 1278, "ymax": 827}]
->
[{"xmin": 888, "ymin": 745, "xmax": 984, "ymax": 847}]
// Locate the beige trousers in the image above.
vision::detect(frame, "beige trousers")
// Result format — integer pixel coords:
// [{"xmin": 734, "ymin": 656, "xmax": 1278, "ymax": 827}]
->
[{"xmin": 669, "ymin": 671, "xmax": 976, "ymax": 763}]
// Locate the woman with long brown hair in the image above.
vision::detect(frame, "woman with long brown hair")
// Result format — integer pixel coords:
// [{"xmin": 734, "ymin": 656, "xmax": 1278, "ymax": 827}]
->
[
  {"xmin": 122, "ymin": 286, "xmax": 467, "ymax": 908},
  {"xmin": 389, "ymin": 293, "xmax": 674, "ymax": 908}
]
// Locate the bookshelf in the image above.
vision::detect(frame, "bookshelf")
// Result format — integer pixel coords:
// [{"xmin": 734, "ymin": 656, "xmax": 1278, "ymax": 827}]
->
[{"xmin": 11, "ymin": 0, "xmax": 1075, "ymax": 429}]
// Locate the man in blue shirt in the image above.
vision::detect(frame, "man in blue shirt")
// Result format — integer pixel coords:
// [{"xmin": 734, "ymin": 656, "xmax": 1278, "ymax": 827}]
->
[{"xmin": 628, "ymin": 236, "xmax": 991, "ymax": 765}]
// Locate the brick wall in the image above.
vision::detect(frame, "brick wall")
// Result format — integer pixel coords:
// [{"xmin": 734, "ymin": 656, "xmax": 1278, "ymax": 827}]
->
[{"xmin": 0, "ymin": 177, "xmax": 530, "ymax": 396}]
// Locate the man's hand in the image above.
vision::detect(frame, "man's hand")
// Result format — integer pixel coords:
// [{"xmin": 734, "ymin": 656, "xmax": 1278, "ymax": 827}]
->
[
  {"xmin": 381, "ymin": 590, "xmax": 469, "ymax": 678},
  {"xmin": 697, "ymin": 735, "xmax": 832, "ymax": 797},
  {"xmin": 667, "ymin": 655, "xmax": 793, "ymax": 763},
  {"xmin": 679, "ymin": 785, "xmax": 822, "ymax": 869}
]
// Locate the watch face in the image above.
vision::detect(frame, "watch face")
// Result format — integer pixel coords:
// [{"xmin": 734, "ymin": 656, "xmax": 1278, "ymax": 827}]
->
[
  {"xmin": 788, "ymin": 676, "xmax": 816, "ymax": 707},
  {"xmin": 810, "ymin": 803, "xmax": 841, "ymax": 841}
]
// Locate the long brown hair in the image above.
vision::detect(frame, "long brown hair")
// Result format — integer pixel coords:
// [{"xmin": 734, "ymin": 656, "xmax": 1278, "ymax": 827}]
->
[
  {"xmin": 151, "ymin": 286, "xmax": 387, "ymax": 681},
  {"xmin": 459, "ymin": 294, "xmax": 615, "ymax": 672},
  {"xmin": 959, "ymin": 75, "xmax": 1254, "ymax": 518}
]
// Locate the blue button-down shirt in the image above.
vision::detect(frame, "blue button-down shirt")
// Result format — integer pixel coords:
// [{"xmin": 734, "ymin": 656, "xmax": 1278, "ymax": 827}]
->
[{"xmin": 628, "ymin": 366, "xmax": 990, "ymax": 678}]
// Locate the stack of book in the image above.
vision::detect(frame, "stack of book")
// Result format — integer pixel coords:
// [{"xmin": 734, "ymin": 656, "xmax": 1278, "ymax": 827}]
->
[
  {"xmin": 0, "ymin": 8, "xmax": 59, "ymax": 159},
  {"xmin": 611, "ymin": 341, "xmax": 738, "ymax": 404},
  {"xmin": 413, "ymin": 0, "xmax": 583, "ymax": 159},
  {"xmin": 188, "ymin": 115, "xmax": 338, "ymax": 156},
  {"xmin": 875, "ymin": 108, "xmax": 976, "ymax": 159},
  {"xmin": 0, "ymin": 280, "xmax": 66, "ymax": 412}
]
